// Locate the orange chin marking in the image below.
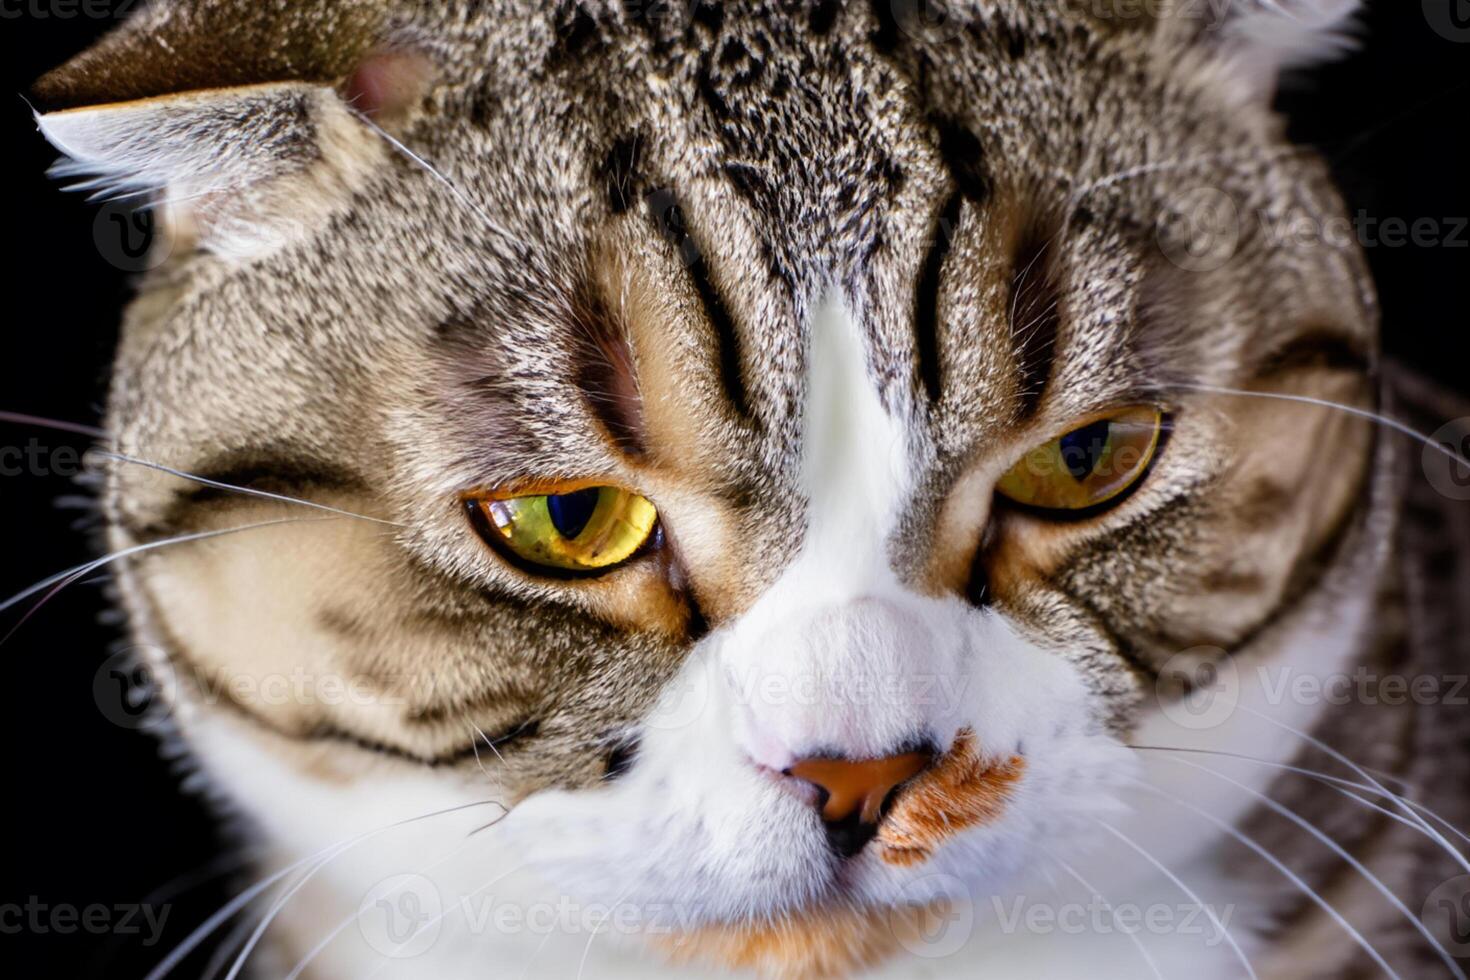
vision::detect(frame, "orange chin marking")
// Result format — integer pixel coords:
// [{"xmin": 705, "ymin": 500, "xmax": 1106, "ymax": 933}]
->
[
  {"xmin": 663, "ymin": 905, "xmax": 939, "ymax": 980},
  {"xmin": 877, "ymin": 729, "xmax": 1025, "ymax": 867}
]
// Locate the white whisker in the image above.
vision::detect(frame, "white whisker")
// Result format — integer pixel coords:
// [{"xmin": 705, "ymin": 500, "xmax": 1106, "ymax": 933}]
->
[
  {"xmin": 1176, "ymin": 383, "xmax": 1470, "ymax": 468},
  {"xmin": 1233, "ymin": 704, "xmax": 1470, "ymax": 875},
  {"xmin": 354, "ymin": 113, "xmax": 530, "ymax": 254},
  {"xmin": 1094, "ymin": 820, "xmax": 1257, "ymax": 979},
  {"xmin": 280, "ymin": 836, "xmax": 482, "ymax": 980},
  {"xmin": 1130, "ymin": 745, "xmax": 1470, "ymax": 848},
  {"xmin": 142, "ymin": 799, "xmax": 501, "ymax": 980},
  {"xmin": 1049, "ymin": 853, "xmax": 1165, "ymax": 980},
  {"xmin": 575, "ymin": 882, "xmax": 638, "ymax": 980},
  {"xmin": 97, "ymin": 451, "xmax": 405, "ymax": 528},
  {"xmin": 198, "ymin": 913, "xmax": 260, "ymax": 980},
  {"xmin": 0, "ymin": 518, "xmax": 338, "ymax": 630},
  {"xmin": 1136, "ymin": 782, "xmax": 1400, "ymax": 979},
  {"xmin": 0, "ymin": 409, "xmax": 107, "ymax": 439},
  {"xmin": 359, "ymin": 811, "xmax": 521, "ymax": 979},
  {"xmin": 1160, "ymin": 756, "xmax": 1465, "ymax": 979},
  {"xmin": 221, "ymin": 835, "xmax": 365, "ymax": 980}
]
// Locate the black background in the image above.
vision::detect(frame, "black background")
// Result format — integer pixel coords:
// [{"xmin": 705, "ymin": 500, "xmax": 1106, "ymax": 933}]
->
[{"xmin": 1, "ymin": 1, "xmax": 1467, "ymax": 975}]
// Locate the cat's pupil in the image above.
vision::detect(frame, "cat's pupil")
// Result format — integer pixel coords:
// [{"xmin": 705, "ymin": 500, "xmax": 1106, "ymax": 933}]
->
[
  {"xmin": 1059, "ymin": 420, "xmax": 1111, "ymax": 482},
  {"xmin": 547, "ymin": 488, "xmax": 602, "ymax": 539}
]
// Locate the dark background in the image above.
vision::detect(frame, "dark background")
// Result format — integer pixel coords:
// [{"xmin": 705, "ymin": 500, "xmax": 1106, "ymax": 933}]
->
[{"xmin": 1, "ymin": 1, "xmax": 1466, "ymax": 975}]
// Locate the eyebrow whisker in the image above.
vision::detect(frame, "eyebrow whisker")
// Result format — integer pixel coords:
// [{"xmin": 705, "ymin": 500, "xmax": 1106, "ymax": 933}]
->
[
  {"xmin": 1175, "ymin": 383, "xmax": 1470, "ymax": 468},
  {"xmin": 0, "ymin": 517, "xmax": 340, "ymax": 645},
  {"xmin": 0, "ymin": 409, "xmax": 107, "ymax": 439},
  {"xmin": 97, "ymin": 451, "xmax": 405, "ymax": 528}
]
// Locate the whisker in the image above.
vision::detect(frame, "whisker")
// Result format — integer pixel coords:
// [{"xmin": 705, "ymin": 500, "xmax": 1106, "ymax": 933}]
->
[
  {"xmin": 471, "ymin": 718, "xmax": 515, "ymax": 771},
  {"xmin": 465, "ymin": 719, "xmax": 494, "ymax": 780},
  {"xmin": 1094, "ymin": 820, "xmax": 1256, "ymax": 979},
  {"xmin": 1233, "ymin": 704, "xmax": 1470, "ymax": 875},
  {"xmin": 463, "ymin": 718, "xmax": 511, "ymax": 804},
  {"xmin": 221, "ymin": 837, "xmax": 365, "ymax": 980},
  {"xmin": 515, "ymin": 928, "xmax": 560, "ymax": 980},
  {"xmin": 0, "ymin": 410, "xmax": 107, "ymax": 439},
  {"xmin": 280, "ymin": 835, "xmax": 483, "ymax": 980},
  {"xmin": 199, "ymin": 914, "xmax": 262, "ymax": 980},
  {"xmin": 575, "ymin": 882, "xmax": 638, "ymax": 980},
  {"xmin": 1129, "ymin": 745, "xmax": 1470, "ymax": 847},
  {"xmin": 1131, "ymin": 743, "xmax": 1413, "ymax": 790},
  {"xmin": 88, "ymin": 849, "xmax": 258, "ymax": 974},
  {"xmin": 1159, "ymin": 756, "xmax": 1465, "ymax": 980},
  {"xmin": 1135, "ymin": 781, "xmax": 1401, "ymax": 979},
  {"xmin": 0, "ymin": 518, "xmax": 339, "ymax": 646},
  {"xmin": 1065, "ymin": 148, "xmax": 1312, "ymax": 210},
  {"xmin": 1174, "ymin": 383, "xmax": 1470, "ymax": 469},
  {"xmin": 97, "ymin": 451, "xmax": 405, "ymax": 528},
  {"xmin": 1048, "ymin": 852, "xmax": 1165, "ymax": 980},
  {"xmin": 359, "ymin": 821, "xmax": 523, "ymax": 979},
  {"xmin": 142, "ymin": 799, "xmax": 502, "ymax": 980},
  {"xmin": 1319, "ymin": 784, "xmax": 1433, "ymax": 836},
  {"xmin": 353, "ymin": 113, "xmax": 530, "ymax": 254}
]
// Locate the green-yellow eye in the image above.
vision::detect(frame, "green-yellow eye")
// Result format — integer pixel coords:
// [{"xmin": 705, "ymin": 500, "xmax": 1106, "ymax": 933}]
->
[
  {"xmin": 995, "ymin": 406, "xmax": 1165, "ymax": 513},
  {"xmin": 467, "ymin": 485, "xmax": 658, "ymax": 574}
]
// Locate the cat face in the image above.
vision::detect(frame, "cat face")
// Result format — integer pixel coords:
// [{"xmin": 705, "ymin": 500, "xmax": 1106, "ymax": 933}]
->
[{"xmin": 38, "ymin": 0, "xmax": 1380, "ymax": 973}]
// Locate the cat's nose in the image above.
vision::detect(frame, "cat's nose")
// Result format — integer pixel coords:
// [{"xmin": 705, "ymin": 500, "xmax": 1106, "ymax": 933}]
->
[{"xmin": 786, "ymin": 749, "xmax": 934, "ymax": 858}]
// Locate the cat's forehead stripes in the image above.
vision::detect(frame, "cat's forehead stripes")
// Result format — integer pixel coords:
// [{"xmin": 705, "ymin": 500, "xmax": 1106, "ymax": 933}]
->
[{"xmin": 67, "ymin": 0, "xmax": 1382, "ymax": 871}]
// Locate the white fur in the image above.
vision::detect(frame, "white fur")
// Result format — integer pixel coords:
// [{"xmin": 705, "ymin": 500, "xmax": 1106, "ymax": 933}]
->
[
  {"xmin": 173, "ymin": 293, "xmax": 1149, "ymax": 977},
  {"xmin": 165, "ymin": 291, "xmax": 1388, "ymax": 978},
  {"xmin": 36, "ymin": 84, "xmax": 384, "ymax": 260},
  {"xmin": 1223, "ymin": 0, "xmax": 1364, "ymax": 73}
]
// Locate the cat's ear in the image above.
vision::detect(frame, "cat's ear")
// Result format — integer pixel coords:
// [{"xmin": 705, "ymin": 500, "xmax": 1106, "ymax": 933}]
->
[
  {"xmin": 31, "ymin": 1, "xmax": 432, "ymax": 261},
  {"xmin": 1157, "ymin": 0, "xmax": 1364, "ymax": 101}
]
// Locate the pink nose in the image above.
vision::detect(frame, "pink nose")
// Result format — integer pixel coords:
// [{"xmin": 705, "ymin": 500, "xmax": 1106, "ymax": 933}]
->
[{"xmin": 787, "ymin": 751, "xmax": 933, "ymax": 825}]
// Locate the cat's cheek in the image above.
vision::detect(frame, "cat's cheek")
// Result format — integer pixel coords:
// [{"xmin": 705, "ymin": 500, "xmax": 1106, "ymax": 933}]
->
[
  {"xmin": 490, "ymin": 612, "xmax": 1131, "ymax": 922},
  {"xmin": 565, "ymin": 559, "xmax": 696, "ymax": 640}
]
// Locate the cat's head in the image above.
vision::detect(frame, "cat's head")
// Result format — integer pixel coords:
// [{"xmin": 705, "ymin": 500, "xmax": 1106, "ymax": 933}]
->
[{"xmin": 37, "ymin": 0, "xmax": 1379, "ymax": 974}]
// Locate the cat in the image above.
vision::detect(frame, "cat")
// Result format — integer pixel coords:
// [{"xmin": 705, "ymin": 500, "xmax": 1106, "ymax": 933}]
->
[{"xmin": 27, "ymin": 0, "xmax": 1470, "ymax": 977}]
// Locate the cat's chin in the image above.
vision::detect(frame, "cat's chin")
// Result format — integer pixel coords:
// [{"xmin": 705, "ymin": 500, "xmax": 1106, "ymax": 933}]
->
[{"xmin": 655, "ymin": 902, "xmax": 945, "ymax": 979}]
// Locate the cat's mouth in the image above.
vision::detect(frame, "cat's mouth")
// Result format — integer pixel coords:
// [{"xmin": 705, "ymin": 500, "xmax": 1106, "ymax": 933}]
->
[
  {"xmin": 658, "ymin": 734, "xmax": 1026, "ymax": 978},
  {"xmin": 762, "ymin": 730, "xmax": 1026, "ymax": 867},
  {"xmin": 869, "ymin": 731, "xmax": 1025, "ymax": 867}
]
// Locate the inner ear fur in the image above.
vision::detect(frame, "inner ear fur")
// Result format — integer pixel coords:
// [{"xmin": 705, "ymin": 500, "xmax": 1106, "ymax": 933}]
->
[
  {"xmin": 31, "ymin": 0, "xmax": 433, "ymax": 261},
  {"xmin": 1152, "ymin": 0, "xmax": 1364, "ymax": 103},
  {"xmin": 37, "ymin": 83, "xmax": 387, "ymax": 260}
]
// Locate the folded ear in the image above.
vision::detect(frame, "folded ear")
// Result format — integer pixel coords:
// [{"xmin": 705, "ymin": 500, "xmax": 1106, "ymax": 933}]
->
[
  {"xmin": 37, "ymin": 83, "xmax": 388, "ymax": 261},
  {"xmin": 1158, "ymin": 0, "xmax": 1364, "ymax": 102},
  {"xmin": 31, "ymin": 0, "xmax": 429, "ymax": 261}
]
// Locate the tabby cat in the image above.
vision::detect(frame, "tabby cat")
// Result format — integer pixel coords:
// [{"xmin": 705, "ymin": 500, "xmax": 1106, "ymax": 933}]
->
[{"xmin": 27, "ymin": 0, "xmax": 1470, "ymax": 977}]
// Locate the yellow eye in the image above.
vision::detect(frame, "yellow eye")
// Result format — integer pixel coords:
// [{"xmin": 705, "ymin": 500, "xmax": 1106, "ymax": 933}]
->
[
  {"xmin": 467, "ymin": 485, "xmax": 658, "ymax": 574},
  {"xmin": 995, "ymin": 406, "xmax": 1165, "ymax": 513}
]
